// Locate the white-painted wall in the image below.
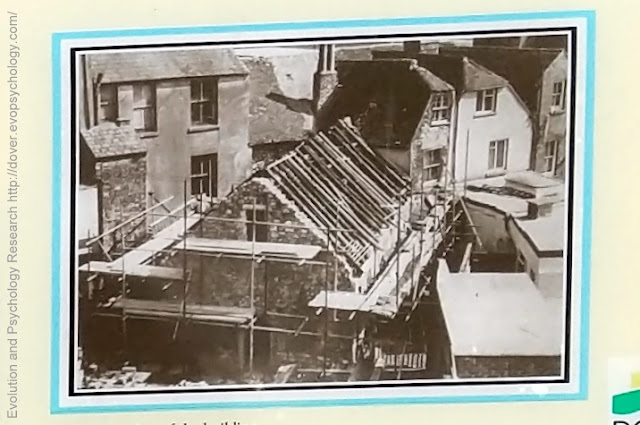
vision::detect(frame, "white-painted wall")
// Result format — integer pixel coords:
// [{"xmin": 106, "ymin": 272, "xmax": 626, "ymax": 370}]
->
[
  {"xmin": 507, "ymin": 218, "xmax": 563, "ymax": 299},
  {"xmin": 453, "ymin": 87, "xmax": 533, "ymax": 182}
]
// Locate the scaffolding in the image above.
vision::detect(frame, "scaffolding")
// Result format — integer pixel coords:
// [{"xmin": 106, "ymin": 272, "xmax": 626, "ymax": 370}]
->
[{"xmin": 78, "ymin": 119, "xmax": 479, "ymax": 384}]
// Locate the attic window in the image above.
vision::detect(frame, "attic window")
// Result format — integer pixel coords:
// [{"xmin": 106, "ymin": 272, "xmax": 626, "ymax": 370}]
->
[
  {"xmin": 475, "ymin": 88, "xmax": 497, "ymax": 115},
  {"xmin": 551, "ymin": 80, "xmax": 566, "ymax": 112},
  {"xmin": 431, "ymin": 93, "xmax": 450, "ymax": 124}
]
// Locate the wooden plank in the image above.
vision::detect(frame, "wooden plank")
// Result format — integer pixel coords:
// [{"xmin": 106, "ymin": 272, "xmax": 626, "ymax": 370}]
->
[
  {"xmin": 86, "ymin": 196, "xmax": 174, "ymax": 247},
  {"xmin": 79, "ymin": 261, "xmax": 184, "ymax": 281}
]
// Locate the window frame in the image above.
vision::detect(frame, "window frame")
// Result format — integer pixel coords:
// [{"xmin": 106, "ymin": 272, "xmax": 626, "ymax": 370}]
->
[
  {"xmin": 423, "ymin": 148, "xmax": 443, "ymax": 182},
  {"xmin": 98, "ymin": 84, "xmax": 118, "ymax": 124},
  {"xmin": 245, "ymin": 207, "xmax": 269, "ymax": 243},
  {"xmin": 488, "ymin": 139, "xmax": 509, "ymax": 171},
  {"xmin": 430, "ymin": 93, "xmax": 450, "ymax": 125},
  {"xmin": 475, "ymin": 88, "xmax": 498, "ymax": 116},
  {"xmin": 543, "ymin": 139, "xmax": 559, "ymax": 174},
  {"xmin": 190, "ymin": 154, "xmax": 218, "ymax": 198},
  {"xmin": 190, "ymin": 78, "xmax": 219, "ymax": 127},
  {"xmin": 131, "ymin": 83, "xmax": 157, "ymax": 133},
  {"xmin": 551, "ymin": 80, "xmax": 567, "ymax": 113}
]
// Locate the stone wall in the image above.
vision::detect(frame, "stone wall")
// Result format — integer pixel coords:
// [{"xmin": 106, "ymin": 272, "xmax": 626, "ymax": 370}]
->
[
  {"xmin": 96, "ymin": 155, "xmax": 147, "ymax": 246},
  {"xmin": 175, "ymin": 178, "xmax": 353, "ymax": 314}
]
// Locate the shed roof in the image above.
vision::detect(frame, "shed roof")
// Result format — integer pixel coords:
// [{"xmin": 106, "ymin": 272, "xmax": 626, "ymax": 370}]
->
[
  {"xmin": 85, "ymin": 48, "xmax": 248, "ymax": 83},
  {"xmin": 436, "ymin": 260, "xmax": 564, "ymax": 357},
  {"xmin": 80, "ymin": 122, "xmax": 146, "ymax": 160}
]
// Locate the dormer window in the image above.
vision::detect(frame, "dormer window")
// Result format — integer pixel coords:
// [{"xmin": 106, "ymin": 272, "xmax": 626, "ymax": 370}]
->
[
  {"xmin": 431, "ymin": 93, "xmax": 450, "ymax": 125},
  {"xmin": 475, "ymin": 88, "xmax": 498, "ymax": 115}
]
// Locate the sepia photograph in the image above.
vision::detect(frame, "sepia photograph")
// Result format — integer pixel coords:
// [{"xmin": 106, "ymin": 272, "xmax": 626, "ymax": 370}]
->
[{"xmin": 62, "ymin": 21, "xmax": 584, "ymax": 403}]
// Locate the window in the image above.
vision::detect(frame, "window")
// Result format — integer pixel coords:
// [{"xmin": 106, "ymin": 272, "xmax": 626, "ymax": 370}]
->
[
  {"xmin": 423, "ymin": 149, "xmax": 443, "ymax": 181},
  {"xmin": 551, "ymin": 80, "xmax": 566, "ymax": 112},
  {"xmin": 98, "ymin": 84, "xmax": 117, "ymax": 123},
  {"xmin": 190, "ymin": 78, "xmax": 218, "ymax": 126},
  {"xmin": 245, "ymin": 207, "xmax": 268, "ymax": 242},
  {"xmin": 132, "ymin": 83, "xmax": 156, "ymax": 132},
  {"xmin": 475, "ymin": 88, "xmax": 497, "ymax": 114},
  {"xmin": 431, "ymin": 93, "xmax": 450, "ymax": 123},
  {"xmin": 543, "ymin": 139, "xmax": 558, "ymax": 174},
  {"xmin": 190, "ymin": 154, "xmax": 217, "ymax": 197},
  {"xmin": 516, "ymin": 251, "xmax": 526, "ymax": 272},
  {"xmin": 488, "ymin": 139, "xmax": 508, "ymax": 170}
]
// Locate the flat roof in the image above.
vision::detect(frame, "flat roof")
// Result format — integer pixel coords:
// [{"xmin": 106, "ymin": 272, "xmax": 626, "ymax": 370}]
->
[
  {"xmin": 512, "ymin": 202, "xmax": 566, "ymax": 253},
  {"xmin": 437, "ymin": 261, "xmax": 563, "ymax": 357},
  {"xmin": 505, "ymin": 170, "xmax": 562, "ymax": 189}
]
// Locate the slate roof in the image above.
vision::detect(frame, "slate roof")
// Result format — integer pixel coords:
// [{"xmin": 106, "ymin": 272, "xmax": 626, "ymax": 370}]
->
[
  {"xmin": 439, "ymin": 45, "xmax": 565, "ymax": 112},
  {"xmin": 371, "ymin": 48, "xmax": 509, "ymax": 94},
  {"xmin": 237, "ymin": 51, "xmax": 316, "ymax": 146},
  {"xmin": 417, "ymin": 54, "xmax": 509, "ymax": 93},
  {"xmin": 85, "ymin": 48, "xmax": 248, "ymax": 84},
  {"xmin": 81, "ymin": 122, "xmax": 146, "ymax": 160},
  {"xmin": 317, "ymin": 59, "xmax": 453, "ymax": 147}
]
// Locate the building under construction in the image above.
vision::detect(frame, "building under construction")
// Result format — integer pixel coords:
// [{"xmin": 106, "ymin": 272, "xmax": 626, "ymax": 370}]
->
[{"xmin": 77, "ymin": 118, "xmax": 476, "ymax": 387}]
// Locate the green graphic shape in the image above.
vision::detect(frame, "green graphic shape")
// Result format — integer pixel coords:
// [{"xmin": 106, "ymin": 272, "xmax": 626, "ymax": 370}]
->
[{"xmin": 613, "ymin": 389, "xmax": 640, "ymax": 415}]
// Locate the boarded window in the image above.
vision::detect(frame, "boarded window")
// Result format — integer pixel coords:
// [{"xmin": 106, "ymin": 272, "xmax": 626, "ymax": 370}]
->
[
  {"xmin": 98, "ymin": 84, "xmax": 118, "ymax": 123},
  {"xmin": 132, "ymin": 83, "xmax": 156, "ymax": 132}
]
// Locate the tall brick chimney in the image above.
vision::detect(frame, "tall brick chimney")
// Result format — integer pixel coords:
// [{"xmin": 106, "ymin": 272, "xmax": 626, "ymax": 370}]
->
[{"xmin": 313, "ymin": 44, "xmax": 338, "ymax": 118}]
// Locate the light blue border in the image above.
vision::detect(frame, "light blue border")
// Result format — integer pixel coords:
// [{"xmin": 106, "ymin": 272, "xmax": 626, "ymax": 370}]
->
[{"xmin": 51, "ymin": 9, "xmax": 595, "ymax": 414}]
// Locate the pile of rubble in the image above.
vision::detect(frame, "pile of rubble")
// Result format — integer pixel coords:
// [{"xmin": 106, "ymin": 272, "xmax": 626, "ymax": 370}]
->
[{"xmin": 82, "ymin": 364, "xmax": 151, "ymax": 389}]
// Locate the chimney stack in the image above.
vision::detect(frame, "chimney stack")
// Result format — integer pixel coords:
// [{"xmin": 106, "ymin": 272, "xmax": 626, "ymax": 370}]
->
[
  {"xmin": 526, "ymin": 197, "xmax": 555, "ymax": 220},
  {"xmin": 313, "ymin": 44, "xmax": 338, "ymax": 121},
  {"xmin": 403, "ymin": 40, "xmax": 421, "ymax": 56}
]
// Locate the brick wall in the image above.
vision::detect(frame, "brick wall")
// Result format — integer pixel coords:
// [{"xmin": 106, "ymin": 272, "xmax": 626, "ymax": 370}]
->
[
  {"xmin": 455, "ymin": 355, "xmax": 561, "ymax": 378},
  {"xmin": 96, "ymin": 155, "xmax": 147, "ymax": 247}
]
